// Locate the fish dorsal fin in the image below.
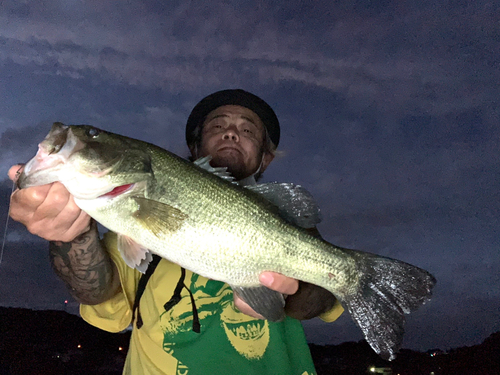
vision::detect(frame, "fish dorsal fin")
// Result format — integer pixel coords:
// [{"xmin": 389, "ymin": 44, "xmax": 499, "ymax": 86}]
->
[
  {"xmin": 193, "ymin": 156, "xmax": 235, "ymax": 182},
  {"xmin": 236, "ymin": 175, "xmax": 257, "ymax": 186},
  {"xmin": 132, "ymin": 197, "xmax": 188, "ymax": 237},
  {"xmin": 194, "ymin": 156, "xmax": 321, "ymax": 228},
  {"xmin": 117, "ymin": 234, "xmax": 153, "ymax": 273},
  {"xmin": 246, "ymin": 182, "xmax": 322, "ymax": 228}
]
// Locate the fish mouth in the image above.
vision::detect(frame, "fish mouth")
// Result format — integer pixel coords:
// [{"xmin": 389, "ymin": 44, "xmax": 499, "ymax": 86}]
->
[{"xmin": 18, "ymin": 123, "xmax": 83, "ymax": 189}]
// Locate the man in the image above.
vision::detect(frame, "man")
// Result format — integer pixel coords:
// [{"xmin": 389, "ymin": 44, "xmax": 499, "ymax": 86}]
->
[{"xmin": 9, "ymin": 89, "xmax": 343, "ymax": 374}]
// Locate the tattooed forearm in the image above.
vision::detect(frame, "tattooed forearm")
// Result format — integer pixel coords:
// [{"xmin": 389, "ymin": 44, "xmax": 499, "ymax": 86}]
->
[{"xmin": 49, "ymin": 221, "xmax": 119, "ymax": 305}]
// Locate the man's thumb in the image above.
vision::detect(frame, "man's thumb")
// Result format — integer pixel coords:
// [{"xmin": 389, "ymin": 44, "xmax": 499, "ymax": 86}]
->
[{"xmin": 8, "ymin": 165, "xmax": 24, "ymax": 182}]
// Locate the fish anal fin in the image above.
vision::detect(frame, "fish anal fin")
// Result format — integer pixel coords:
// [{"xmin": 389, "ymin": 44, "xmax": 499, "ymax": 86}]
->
[
  {"xmin": 132, "ymin": 197, "xmax": 188, "ymax": 237},
  {"xmin": 117, "ymin": 234, "xmax": 153, "ymax": 273},
  {"xmin": 231, "ymin": 285, "xmax": 286, "ymax": 322}
]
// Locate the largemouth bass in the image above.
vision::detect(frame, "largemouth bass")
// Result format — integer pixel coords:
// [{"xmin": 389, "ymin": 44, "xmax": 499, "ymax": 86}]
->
[{"xmin": 18, "ymin": 122, "xmax": 436, "ymax": 360}]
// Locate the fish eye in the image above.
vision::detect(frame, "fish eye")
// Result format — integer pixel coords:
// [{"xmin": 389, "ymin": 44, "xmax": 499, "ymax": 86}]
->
[{"xmin": 86, "ymin": 127, "xmax": 101, "ymax": 138}]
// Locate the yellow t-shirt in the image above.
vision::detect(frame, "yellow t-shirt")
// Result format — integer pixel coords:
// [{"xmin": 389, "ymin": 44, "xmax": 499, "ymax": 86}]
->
[{"xmin": 81, "ymin": 232, "xmax": 343, "ymax": 375}]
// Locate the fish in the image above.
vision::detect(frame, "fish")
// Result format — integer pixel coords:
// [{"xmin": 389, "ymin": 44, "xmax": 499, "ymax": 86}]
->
[{"xmin": 18, "ymin": 122, "xmax": 436, "ymax": 360}]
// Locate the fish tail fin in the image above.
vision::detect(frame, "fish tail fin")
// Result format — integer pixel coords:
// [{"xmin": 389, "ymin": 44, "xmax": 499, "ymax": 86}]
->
[{"xmin": 335, "ymin": 251, "xmax": 436, "ymax": 361}]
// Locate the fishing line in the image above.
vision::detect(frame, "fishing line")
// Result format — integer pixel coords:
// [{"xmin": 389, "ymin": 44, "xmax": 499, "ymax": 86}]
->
[{"xmin": 0, "ymin": 180, "xmax": 16, "ymax": 265}]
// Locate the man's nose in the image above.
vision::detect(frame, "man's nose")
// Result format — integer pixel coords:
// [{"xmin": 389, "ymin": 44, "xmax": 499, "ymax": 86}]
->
[{"xmin": 222, "ymin": 125, "xmax": 239, "ymax": 142}]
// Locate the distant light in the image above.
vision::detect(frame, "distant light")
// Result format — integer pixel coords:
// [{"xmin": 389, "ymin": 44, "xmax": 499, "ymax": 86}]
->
[
  {"xmin": 370, "ymin": 367, "xmax": 376, "ymax": 373},
  {"xmin": 77, "ymin": 344, "xmax": 82, "ymax": 349},
  {"xmin": 64, "ymin": 300, "xmax": 68, "ymax": 304},
  {"xmin": 118, "ymin": 346, "xmax": 123, "ymax": 351}
]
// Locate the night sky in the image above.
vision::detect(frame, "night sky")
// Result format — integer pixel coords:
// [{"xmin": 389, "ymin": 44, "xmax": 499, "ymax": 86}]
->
[{"xmin": 0, "ymin": 0, "xmax": 499, "ymax": 352}]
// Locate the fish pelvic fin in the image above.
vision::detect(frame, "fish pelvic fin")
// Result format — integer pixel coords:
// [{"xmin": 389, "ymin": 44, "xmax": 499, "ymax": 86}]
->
[
  {"xmin": 132, "ymin": 197, "xmax": 188, "ymax": 237},
  {"xmin": 117, "ymin": 234, "xmax": 153, "ymax": 273},
  {"xmin": 335, "ymin": 251, "xmax": 436, "ymax": 361},
  {"xmin": 231, "ymin": 285, "xmax": 286, "ymax": 322}
]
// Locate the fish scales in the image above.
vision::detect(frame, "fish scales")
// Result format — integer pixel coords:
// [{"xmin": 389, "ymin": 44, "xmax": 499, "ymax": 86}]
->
[
  {"xmin": 138, "ymin": 146, "xmax": 328, "ymax": 286},
  {"xmin": 149, "ymin": 149, "xmax": 329, "ymax": 287}
]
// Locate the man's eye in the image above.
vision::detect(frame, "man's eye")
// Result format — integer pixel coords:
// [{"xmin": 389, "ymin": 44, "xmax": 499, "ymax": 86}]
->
[
  {"xmin": 206, "ymin": 124, "xmax": 222, "ymax": 132},
  {"xmin": 209, "ymin": 121, "xmax": 224, "ymax": 129},
  {"xmin": 243, "ymin": 128, "xmax": 253, "ymax": 134}
]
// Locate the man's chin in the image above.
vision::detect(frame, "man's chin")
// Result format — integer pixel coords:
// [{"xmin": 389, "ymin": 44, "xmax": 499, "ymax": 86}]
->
[{"xmin": 210, "ymin": 155, "xmax": 249, "ymax": 180}]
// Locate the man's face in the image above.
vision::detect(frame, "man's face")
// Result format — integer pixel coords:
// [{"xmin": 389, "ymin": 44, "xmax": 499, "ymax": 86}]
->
[{"xmin": 193, "ymin": 105, "xmax": 274, "ymax": 180}]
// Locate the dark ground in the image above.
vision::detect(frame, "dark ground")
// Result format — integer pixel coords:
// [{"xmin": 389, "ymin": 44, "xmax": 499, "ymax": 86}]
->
[{"xmin": 1, "ymin": 307, "xmax": 498, "ymax": 374}]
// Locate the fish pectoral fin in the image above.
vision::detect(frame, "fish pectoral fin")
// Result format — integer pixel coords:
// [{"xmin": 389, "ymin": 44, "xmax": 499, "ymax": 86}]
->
[
  {"xmin": 231, "ymin": 285, "xmax": 286, "ymax": 322},
  {"xmin": 246, "ymin": 182, "xmax": 322, "ymax": 228},
  {"xmin": 132, "ymin": 197, "xmax": 188, "ymax": 237},
  {"xmin": 117, "ymin": 234, "xmax": 153, "ymax": 273}
]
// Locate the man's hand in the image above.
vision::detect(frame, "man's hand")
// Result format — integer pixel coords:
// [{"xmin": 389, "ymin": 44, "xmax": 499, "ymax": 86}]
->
[
  {"xmin": 233, "ymin": 272, "xmax": 299, "ymax": 319},
  {"xmin": 8, "ymin": 164, "xmax": 91, "ymax": 242},
  {"xmin": 284, "ymin": 281, "xmax": 337, "ymax": 320}
]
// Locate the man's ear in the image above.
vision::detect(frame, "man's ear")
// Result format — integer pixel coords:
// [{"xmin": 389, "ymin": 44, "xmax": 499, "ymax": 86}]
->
[
  {"xmin": 188, "ymin": 144, "xmax": 197, "ymax": 159},
  {"xmin": 259, "ymin": 151, "xmax": 275, "ymax": 173}
]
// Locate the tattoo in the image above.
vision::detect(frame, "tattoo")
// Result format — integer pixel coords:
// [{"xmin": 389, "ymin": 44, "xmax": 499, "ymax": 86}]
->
[{"xmin": 49, "ymin": 226, "xmax": 115, "ymax": 304}]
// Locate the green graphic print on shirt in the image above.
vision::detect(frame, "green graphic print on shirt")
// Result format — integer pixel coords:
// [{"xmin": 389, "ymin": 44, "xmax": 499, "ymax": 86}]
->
[{"xmin": 159, "ymin": 273, "xmax": 317, "ymax": 375}]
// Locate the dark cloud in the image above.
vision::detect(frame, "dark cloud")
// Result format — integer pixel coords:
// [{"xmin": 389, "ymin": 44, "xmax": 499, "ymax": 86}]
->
[
  {"xmin": 0, "ymin": 240, "xmax": 73, "ymax": 309},
  {"xmin": 1, "ymin": 0, "xmax": 497, "ymax": 114},
  {"xmin": 0, "ymin": 123, "xmax": 50, "ymax": 157}
]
